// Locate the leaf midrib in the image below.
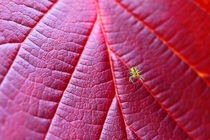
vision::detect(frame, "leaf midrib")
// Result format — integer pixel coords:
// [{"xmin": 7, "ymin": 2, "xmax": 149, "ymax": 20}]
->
[{"xmin": 95, "ymin": 1, "xmax": 130, "ymax": 139}]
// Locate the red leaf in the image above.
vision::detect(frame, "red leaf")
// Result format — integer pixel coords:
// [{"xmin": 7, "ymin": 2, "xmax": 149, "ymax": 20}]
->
[{"xmin": 0, "ymin": 0, "xmax": 209, "ymax": 139}]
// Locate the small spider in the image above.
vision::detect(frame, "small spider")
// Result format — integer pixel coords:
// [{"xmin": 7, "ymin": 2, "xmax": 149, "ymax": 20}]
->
[{"xmin": 129, "ymin": 66, "xmax": 144, "ymax": 83}]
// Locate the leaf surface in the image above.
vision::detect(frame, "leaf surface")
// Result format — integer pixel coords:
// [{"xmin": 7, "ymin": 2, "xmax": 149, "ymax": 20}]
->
[{"xmin": 0, "ymin": 0, "xmax": 209, "ymax": 139}]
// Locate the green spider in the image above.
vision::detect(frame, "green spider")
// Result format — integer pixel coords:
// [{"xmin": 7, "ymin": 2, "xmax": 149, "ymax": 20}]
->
[{"xmin": 129, "ymin": 66, "xmax": 144, "ymax": 83}]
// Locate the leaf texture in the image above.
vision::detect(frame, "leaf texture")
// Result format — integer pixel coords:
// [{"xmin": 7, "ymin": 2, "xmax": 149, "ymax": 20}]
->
[{"xmin": 0, "ymin": 0, "xmax": 209, "ymax": 139}]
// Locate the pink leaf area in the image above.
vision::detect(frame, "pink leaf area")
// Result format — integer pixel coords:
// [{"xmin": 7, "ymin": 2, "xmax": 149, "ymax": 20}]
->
[{"xmin": 0, "ymin": 0, "xmax": 209, "ymax": 139}]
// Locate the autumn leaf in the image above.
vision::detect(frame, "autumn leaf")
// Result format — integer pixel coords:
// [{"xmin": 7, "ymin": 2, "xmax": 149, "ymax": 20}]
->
[{"xmin": 0, "ymin": 0, "xmax": 209, "ymax": 139}]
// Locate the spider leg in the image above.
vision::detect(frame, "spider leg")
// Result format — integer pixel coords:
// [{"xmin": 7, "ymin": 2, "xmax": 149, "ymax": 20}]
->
[
  {"xmin": 129, "ymin": 76, "xmax": 133, "ymax": 83},
  {"xmin": 138, "ymin": 70, "xmax": 143, "ymax": 74},
  {"xmin": 139, "ymin": 77, "xmax": 143, "ymax": 82},
  {"xmin": 139, "ymin": 76, "xmax": 144, "ymax": 82},
  {"xmin": 136, "ymin": 66, "xmax": 139, "ymax": 71},
  {"xmin": 129, "ymin": 67, "xmax": 132, "ymax": 74}
]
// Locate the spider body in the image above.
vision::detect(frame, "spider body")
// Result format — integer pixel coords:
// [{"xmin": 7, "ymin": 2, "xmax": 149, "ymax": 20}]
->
[{"xmin": 129, "ymin": 66, "xmax": 144, "ymax": 83}]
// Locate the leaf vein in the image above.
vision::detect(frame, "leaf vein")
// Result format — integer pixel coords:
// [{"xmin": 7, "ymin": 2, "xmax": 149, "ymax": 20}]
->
[
  {"xmin": 0, "ymin": 0, "xmax": 59, "ymax": 86},
  {"xmin": 43, "ymin": 17, "xmax": 97, "ymax": 140},
  {"xmin": 112, "ymin": 0, "xmax": 208, "ymax": 86}
]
